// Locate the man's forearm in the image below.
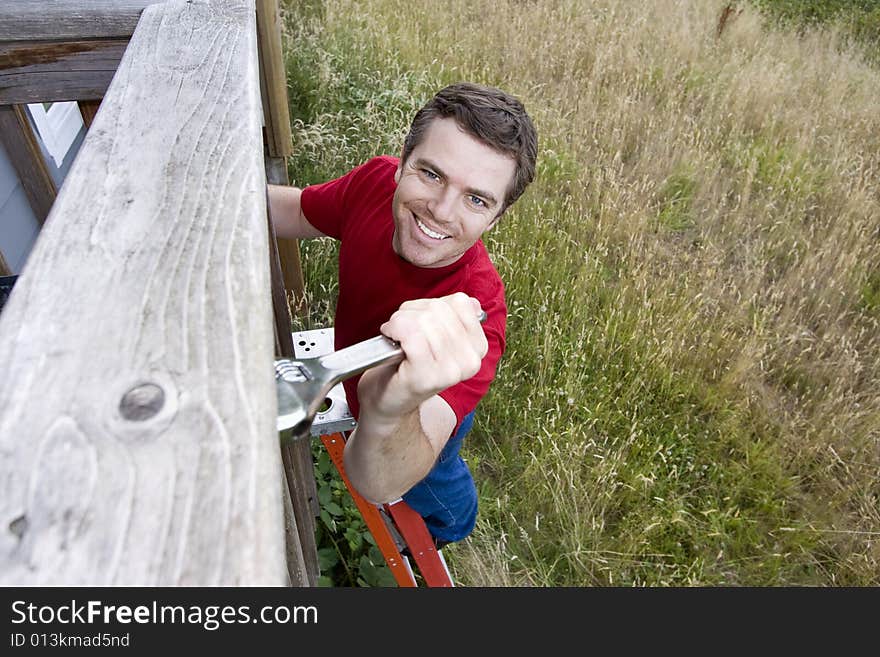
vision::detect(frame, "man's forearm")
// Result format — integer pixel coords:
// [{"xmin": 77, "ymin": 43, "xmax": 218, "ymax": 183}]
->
[
  {"xmin": 343, "ymin": 404, "xmax": 439, "ymax": 504},
  {"xmin": 268, "ymin": 184, "xmax": 326, "ymax": 240},
  {"xmin": 341, "ymin": 295, "xmax": 482, "ymax": 504}
]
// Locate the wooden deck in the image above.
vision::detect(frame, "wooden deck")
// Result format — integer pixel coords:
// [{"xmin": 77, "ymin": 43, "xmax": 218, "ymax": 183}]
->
[{"xmin": 0, "ymin": 0, "xmax": 291, "ymax": 585}]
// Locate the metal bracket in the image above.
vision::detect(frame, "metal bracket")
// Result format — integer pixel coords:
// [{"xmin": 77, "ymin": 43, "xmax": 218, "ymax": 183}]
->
[{"xmin": 290, "ymin": 327, "xmax": 356, "ymax": 437}]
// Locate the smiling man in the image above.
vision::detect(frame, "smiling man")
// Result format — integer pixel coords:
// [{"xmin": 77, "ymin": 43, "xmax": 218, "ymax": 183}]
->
[{"xmin": 269, "ymin": 82, "xmax": 538, "ymax": 548}]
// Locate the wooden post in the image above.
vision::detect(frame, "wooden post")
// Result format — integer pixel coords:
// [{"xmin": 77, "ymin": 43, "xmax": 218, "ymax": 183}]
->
[
  {"xmin": 78, "ymin": 100, "xmax": 102, "ymax": 129},
  {"xmin": 255, "ymin": 0, "xmax": 292, "ymax": 160},
  {"xmin": 0, "ymin": 105, "xmax": 56, "ymax": 225},
  {"xmin": 256, "ymin": 0, "xmax": 316, "ymax": 584},
  {"xmin": 0, "ymin": 0, "xmax": 290, "ymax": 586},
  {"xmin": 265, "ymin": 156, "xmax": 307, "ymax": 314},
  {"xmin": 255, "ymin": 0, "xmax": 306, "ymax": 317},
  {"xmin": 267, "ymin": 190, "xmax": 319, "ymax": 586}
]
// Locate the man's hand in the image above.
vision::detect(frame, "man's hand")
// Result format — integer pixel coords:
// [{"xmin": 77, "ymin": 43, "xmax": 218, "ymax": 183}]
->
[
  {"xmin": 356, "ymin": 292, "xmax": 488, "ymax": 423},
  {"xmin": 344, "ymin": 292, "xmax": 488, "ymax": 503}
]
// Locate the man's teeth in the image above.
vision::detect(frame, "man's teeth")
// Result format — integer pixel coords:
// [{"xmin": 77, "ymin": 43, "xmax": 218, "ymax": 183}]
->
[{"xmin": 416, "ymin": 218, "xmax": 448, "ymax": 240}]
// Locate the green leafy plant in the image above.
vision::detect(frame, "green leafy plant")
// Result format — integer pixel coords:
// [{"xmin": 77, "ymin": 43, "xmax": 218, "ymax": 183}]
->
[{"xmin": 312, "ymin": 443, "xmax": 398, "ymax": 587}]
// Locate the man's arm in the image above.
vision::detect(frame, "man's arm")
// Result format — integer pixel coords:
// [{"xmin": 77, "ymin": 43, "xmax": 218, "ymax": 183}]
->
[
  {"xmin": 267, "ymin": 184, "xmax": 327, "ymax": 240},
  {"xmin": 342, "ymin": 293, "xmax": 488, "ymax": 504}
]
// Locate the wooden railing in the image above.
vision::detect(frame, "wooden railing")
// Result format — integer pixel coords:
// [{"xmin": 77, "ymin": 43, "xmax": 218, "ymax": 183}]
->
[{"xmin": 0, "ymin": 0, "xmax": 317, "ymax": 586}]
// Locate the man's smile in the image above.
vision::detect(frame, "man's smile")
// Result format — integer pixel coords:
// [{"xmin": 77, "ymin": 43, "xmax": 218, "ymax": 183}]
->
[
  {"xmin": 390, "ymin": 117, "xmax": 516, "ymax": 268},
  {"xmin": 413, "ymin": 213, "xmax": 451, "ymax": 240}
]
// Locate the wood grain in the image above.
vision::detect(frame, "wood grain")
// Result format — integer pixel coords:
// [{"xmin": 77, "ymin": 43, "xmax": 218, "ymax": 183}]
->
[
  {"xmin": 78, "ymin": 100, "xmax": 102, "ymax": 129},
  {"xmin": 0, "ymin": 105, "xmax": 56, "ymax": 225},
  {"xmin": 266, "ymin": 184, "xmax": 317, "ymax": 586},
  {"xmin": 0, "ymin": 0, "xmax": 288, "ymax": 585},
  {"xmin": 0, "ymin": 1, "xmax": 164, "ymax": 42},
  {"xmin": 0, "ymin": 40, "xmax": 128, "ymax": 105},
  {"xmin": 255, "ymin": 0, "xmax": 292, "ymax": 158}
]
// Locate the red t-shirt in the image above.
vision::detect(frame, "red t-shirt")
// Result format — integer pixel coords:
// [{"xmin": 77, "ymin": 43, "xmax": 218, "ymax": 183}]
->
[{"xmin": 300, "ymin": 156, "xmax": 507, "ymax": 433}]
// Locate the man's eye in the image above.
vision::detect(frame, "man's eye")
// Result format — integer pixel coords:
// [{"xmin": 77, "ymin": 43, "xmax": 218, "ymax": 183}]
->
[
  {"xmin": 468, "ymin": 195, "xmax": 487, "ymax": 208},
  {"xmin": 422, "ymin": 169, "xmax": 440, "ymax": 181}
]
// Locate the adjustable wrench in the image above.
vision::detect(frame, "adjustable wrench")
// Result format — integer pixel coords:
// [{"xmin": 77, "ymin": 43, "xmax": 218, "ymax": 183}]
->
[{"xmin": 275, "ymin": 311, "xmax": 487, "ymax": 441}]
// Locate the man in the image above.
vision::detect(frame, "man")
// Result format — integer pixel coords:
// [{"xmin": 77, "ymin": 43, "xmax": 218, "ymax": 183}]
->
[{"xmin": 269, "ymin": 82, "xmax": 537, "ymax": 546}]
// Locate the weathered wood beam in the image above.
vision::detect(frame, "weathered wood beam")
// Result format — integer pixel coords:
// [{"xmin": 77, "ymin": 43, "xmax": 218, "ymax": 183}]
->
[
  {"xmin": 78, "ymin": 99, "xmax": 102, "ymax": 129},
  {"xmin": 0, "ymin": 104, "xmax": 56, "ymax": 225},
  {"xmin": 255, "ymin": 0, "xmax": 292, "ymax": 159},
  {"xmin": 256, "ymin": 0, "xmax": 306, "ymax": 319},
  {"xmin": 266, "ymin": 187, "xmax": 318, "ymax": 586},
  {"xmin": 0, "ymin": 40, "xmax": 128, "ymax": 105},
  {"xmin": 265, "ymin": 155, "xmax": 306, "ymax": 316},
  {"xmin": 0, "ymin": 0, "xmax": 288, "ymax": 586},
  {"xmin": 0, "ymin": 1, "xmax": 166, "ymax": 42}
]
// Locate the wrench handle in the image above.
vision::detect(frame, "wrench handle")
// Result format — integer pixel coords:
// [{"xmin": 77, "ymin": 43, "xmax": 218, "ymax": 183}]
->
[
  {"xmin": 317, "ymin": 310, "xmax": 487, "ymax": 384},
  {"xmin": 318, "ymin": 334, "xmax": 404, "ymax": 382}
]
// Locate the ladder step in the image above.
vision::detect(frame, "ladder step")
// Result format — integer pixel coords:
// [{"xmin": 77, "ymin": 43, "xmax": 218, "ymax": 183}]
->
[{"xmin": 319, "ymin": 431, "xmax": 454, "ymax": 587}]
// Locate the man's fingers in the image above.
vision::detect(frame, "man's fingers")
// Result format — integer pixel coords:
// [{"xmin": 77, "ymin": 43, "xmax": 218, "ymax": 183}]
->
[
  {"xmin": 385, "ymin": 301, "xmax": 459, "ymax": 364},
  {"xmin": 443, "ymin": 292, "xmax": 482, "ymax": 321},
  {"xmin": 381, "ymin": 295, "xmax": 487, "ymax": 384},
  {"xmin": 444, "ymin": 293, "xmax": 489, "ymax": 360}
]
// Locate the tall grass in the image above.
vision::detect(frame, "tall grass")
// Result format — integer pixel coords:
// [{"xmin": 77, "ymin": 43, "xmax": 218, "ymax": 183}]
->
[{"xmin": 279, "ymin": 0, "xmax": 880, "ymax": 586}]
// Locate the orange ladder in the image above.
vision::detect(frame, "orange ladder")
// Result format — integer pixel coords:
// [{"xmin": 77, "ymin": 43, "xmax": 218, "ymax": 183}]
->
[
  {"xmin": 319, "ymin": 432, "xmax": 453, "ymax": 587},
  {"xmin": 294, "ymin": 327, "xmax": 453, "ymax": 587}
]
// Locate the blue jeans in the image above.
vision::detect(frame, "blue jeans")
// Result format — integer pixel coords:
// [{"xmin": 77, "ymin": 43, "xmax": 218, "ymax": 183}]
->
[{"xmin": 402, "ymin": 410, "xmax": 478, "ymax": 544}]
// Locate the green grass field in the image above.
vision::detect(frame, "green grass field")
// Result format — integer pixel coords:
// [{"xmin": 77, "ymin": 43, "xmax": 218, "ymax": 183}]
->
[{"xmin": 279, "ymin": 0, "xmax": 880, "ymax": 586}]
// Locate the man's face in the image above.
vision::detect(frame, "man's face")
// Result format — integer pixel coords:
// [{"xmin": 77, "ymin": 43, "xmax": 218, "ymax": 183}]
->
[{"xmin": 391, "ymin": 118, "xmax": 516, "ymax": 268}]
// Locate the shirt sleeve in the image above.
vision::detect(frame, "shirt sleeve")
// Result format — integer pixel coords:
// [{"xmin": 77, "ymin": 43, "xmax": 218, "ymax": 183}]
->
[
  {"xmin": 300, "ymin": 157, "xmax": 392, "ymax": 240},
  {"xmin": 299, "ymin": 172, "xmax": 351, "ymax": 240}
]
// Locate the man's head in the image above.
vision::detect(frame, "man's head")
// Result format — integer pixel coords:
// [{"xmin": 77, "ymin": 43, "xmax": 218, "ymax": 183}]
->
[
  {"xmin": 391, "ymin": 83, "xmax": 537, "ymax": 269},
  {"xmin": 401, "ymin": 82, "xmax": 538, "ymax": 215}
]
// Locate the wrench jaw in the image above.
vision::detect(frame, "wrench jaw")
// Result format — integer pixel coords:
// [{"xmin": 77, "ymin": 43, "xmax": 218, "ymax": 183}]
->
[
  {"xmin": 275, "ymin": 381, "xmax": 308, "ymax": 438},
  {"xmin": 275, "ymin": 359, "xmax": 337, "ymax": 442}
]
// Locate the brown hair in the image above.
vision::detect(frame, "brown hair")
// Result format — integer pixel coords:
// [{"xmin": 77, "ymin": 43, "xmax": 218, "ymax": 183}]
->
[{"xmin": 401, "ymin": 82, "xmax": 538, "ymax": 214}]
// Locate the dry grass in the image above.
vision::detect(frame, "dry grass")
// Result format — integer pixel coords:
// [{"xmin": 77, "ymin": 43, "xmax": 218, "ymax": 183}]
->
[{"xmin": 281, "ymin": 0, "xmax": 880, "ymax": 585}]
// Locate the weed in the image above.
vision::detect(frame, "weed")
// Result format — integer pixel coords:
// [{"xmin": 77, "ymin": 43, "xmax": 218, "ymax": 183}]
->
[{"xmin": 281, "ymin": 0, "xmax": 880, "ymax": 586}]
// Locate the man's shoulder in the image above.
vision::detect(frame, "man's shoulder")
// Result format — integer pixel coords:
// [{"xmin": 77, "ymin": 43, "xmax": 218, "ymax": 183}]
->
[
  {"xmin": 355, "ymin": 155, "xmax": 399, "ymax": 178},
  {"xmin": 462, "ymin": 241, "xmax": 506, "ymax": 306},
  {"xmin": 471, "ymin": 241, "xmax": 504, "ymax": 285},
  {"xmin": 372, "ymin": 154, "xmax": 400, "ymax": 169},
  {"xmin": 342, "ymin": 155, "xmax": 399, "ymax": 202}
]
